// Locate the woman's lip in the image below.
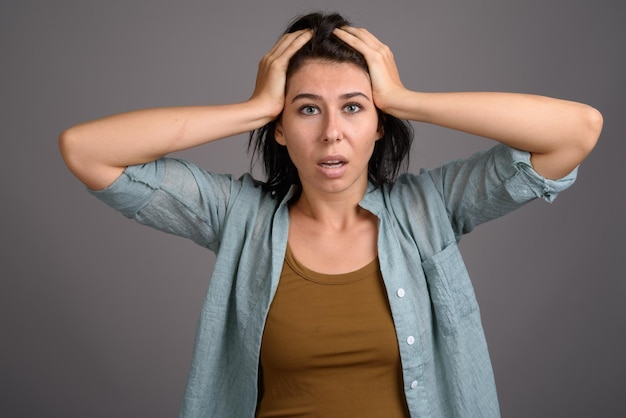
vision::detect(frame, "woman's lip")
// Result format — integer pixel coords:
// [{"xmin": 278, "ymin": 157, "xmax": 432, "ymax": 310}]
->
[
  {"xmin": 317, "ymin": 155, "xmax": 347, "ymax": 165},
  {"xmin": 317, "ymin": 160, "xmax": 348, "ymax": 178}
]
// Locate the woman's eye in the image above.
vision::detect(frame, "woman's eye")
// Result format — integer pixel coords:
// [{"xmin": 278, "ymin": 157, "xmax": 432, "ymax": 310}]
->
[
  {"xmin": 344, "ymin": 103, "xmax": 362, "ymax": 113},
  {"xmin": 300, "ymin": 106, "xmax": 319, "ymax": 115}
]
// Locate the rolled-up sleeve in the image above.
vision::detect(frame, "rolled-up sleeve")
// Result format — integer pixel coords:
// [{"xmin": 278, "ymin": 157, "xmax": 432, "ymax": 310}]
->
[
  {"xmin": 506, "ymin": 146, "xmax": 578, "ymax": 203},
  {"xmin": 88, "ymin": 158, "xmax": 239, "ymax": 251},
  {"xmin": 88, "ymin": 159, "xmax": 166, "ymax": 218},
  {"xmin": 426, "ymin": 144, "xmax": 578, "ymax": 237}
]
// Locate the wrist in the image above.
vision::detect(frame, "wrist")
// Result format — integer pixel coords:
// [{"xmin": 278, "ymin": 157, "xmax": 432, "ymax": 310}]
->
[
  {"xmin": 377, "ymin": 89, "xmax": 426, "ymax": 121},
  {"xmin": 245, "ymin": 96, "xmax": 283, "ymax": 126}
]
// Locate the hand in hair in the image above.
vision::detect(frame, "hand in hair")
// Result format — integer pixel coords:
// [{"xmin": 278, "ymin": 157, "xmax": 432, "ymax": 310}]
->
[
  {"xmin": 59, "ymin": 29, "xmax": 313, "ymax": 191},
  {"xmin": 250, "ymin": 29, "xmax": 313, "ymax": 119},
  {"xmin": 333, "ymin": 27, "xmax": 408, "ymax": 117},
  {"xmin": 334, "ymin": 26, "xmax": 601, "ymax": 180}
]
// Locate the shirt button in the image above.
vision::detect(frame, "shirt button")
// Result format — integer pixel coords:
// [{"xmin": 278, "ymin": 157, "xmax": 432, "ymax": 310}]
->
[
  {"xmin": 407, "ymin": 336, "xmax": 415, "ymax": 345},
  {"xmin": 411, "ymin": 380, "xmax": 418, "ymax": 389},
  {"xmin": 397, "ymin": 288, "xmax": 405, "ymax": 298}
]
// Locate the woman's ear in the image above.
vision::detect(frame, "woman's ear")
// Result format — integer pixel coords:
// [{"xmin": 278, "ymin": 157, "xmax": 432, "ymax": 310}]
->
[
  {"xmin": 275, "ymin": 121, "xmax": 286, "ymax": 146},
  {"xmin": 376, "ymin": 125, "xmax": 384, "ymax": 141},
  {"xmin": 376, "ymin": 111, "xmax": 385, "ymax": 140}
]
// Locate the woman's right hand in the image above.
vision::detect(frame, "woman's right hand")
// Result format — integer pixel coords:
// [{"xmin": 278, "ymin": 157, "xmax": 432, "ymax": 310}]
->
[
  {"xmin": 59, "ymin": 29, "xmax": 312, "ymax": 191},
  {"xmin": 249, "ymin": 29, "xmax": 313, "ymax": 119}
]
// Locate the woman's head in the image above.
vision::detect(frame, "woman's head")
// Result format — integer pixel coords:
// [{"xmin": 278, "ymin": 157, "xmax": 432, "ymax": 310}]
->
[
  {"xmin": 284, "ymin": 13, "xmax": 368, "ymax": 85},
  {"xmin": 249, "ymin": 12, "xmax": 413, "ymax": 199}
]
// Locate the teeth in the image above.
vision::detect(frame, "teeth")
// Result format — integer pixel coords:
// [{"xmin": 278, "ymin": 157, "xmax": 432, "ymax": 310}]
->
[{"xmin": 321, "ymin": 161, "xmax": 343, "ymax": 168}]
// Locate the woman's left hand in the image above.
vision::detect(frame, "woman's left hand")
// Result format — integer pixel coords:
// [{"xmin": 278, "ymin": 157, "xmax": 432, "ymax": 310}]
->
[
  {"xmin": 334, "ymin": 26, "xmax": 602, "ymax": 180},
  {"xmin": 333, "ymin": 27, "xmax": 409, "ymax": 116}
]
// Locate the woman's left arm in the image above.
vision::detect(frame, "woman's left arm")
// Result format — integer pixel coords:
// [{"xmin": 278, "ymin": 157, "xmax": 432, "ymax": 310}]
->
[{"xmin": 334, "ymin": 27, "xmax": 603, "ymax": 180}]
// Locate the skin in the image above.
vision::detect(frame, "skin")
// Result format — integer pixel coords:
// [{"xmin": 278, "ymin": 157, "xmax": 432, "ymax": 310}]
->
[
  {"xmin": 333, "ymin": 27, "xmax": 603, "ymax": 180},
  {"xmin": 275, "ymin": 60, "xmax": 383, "ymax": 273},
  {"xmin": 59, "ymin": 25, "xmax": 602, "ymax": 273},
  {"xmin": 276, "ymin": 60, "xmax": 381, "ymax": 199},
  {"xmin": 58, "ymin": 29, "xmax": 315, "ymax": 191}
]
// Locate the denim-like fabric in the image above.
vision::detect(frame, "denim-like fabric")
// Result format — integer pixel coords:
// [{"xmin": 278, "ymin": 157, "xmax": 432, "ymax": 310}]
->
[{"xmin": 90, "ymin": 144, "xmax": 577, "ymax": 417}]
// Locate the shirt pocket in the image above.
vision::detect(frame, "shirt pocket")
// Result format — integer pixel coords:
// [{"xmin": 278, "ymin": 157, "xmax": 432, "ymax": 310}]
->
[{"xmin": 421, "ymin": 242, "xmax": 479, "ymax": 336}]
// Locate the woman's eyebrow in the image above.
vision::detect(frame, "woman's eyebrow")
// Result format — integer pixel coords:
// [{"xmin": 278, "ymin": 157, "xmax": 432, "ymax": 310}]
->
[
  {"xmin": 291, "ymin": 92, "xmax": 371, "ymax": 103},
  {"xmin": 291, "ymin": 93, "xmax": 321, "ymax": 103},
  {"xmin": 340, "ymin": 92, "xmax": 371, "ymax": 101}
]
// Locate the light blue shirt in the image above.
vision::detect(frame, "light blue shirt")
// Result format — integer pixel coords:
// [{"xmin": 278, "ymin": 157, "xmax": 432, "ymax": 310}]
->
[{"xmin": 91, "ymin": 144, "xmax": 577, "ymax": 417}]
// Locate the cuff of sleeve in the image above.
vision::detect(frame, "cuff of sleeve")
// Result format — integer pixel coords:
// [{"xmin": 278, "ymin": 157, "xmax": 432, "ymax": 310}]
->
[
  {"xmin": 88, "ymin": 159, "xmax": 165, "ymax": 218},
  {"xmin": 506, "ymin": 146, "xmax": 578, "ymax": 203}
]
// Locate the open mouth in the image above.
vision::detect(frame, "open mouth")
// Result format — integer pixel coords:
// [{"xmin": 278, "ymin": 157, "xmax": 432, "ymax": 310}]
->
[{"xmin": 319, "ymin": 160, "xmax": 346, "ymax": 169}]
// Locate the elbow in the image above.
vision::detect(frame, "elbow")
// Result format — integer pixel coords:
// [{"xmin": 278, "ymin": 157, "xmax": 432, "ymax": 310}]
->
[
  {"xmin": 58, "ymin": 125, "xmax": 125, "ymax": 190},
  {"xmin": 58, "ymin": 126, "xmax": 83, "ymax": 175},
  {"xmin": 58, "ymin": 125, "xmax": 100, "ymax": 188},
  {"xmin": 578, "ymin": 104, "xmax": 603, "ymax": 157},
  {"xmin": 533, "ymin": 104, "xmax": 603, "ymax": 180},
  {"xmin": 58, "ymin": 127, "xmax": 76, "ymax": 168}
]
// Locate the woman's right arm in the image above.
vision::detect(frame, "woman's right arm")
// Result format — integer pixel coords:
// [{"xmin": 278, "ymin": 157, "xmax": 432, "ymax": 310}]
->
[
  {"xmin": 59, "ymin": 103, "xmax": 274, "ymax": 190},
  {"xmin": 59, "ymin": 29, "xmax": 312, "ymax": 191}
]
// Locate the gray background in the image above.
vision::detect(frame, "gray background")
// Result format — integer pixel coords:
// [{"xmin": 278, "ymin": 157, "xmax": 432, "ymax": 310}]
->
[{"xmin": 1, "ymin": 0, "xmax": 624, "ymax": 417}]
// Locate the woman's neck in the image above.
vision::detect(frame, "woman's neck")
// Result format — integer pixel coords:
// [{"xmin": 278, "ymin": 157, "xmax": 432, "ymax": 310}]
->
[{"xmin": 291, "ymin": 188, "xmax": 369, "ymax": 230}]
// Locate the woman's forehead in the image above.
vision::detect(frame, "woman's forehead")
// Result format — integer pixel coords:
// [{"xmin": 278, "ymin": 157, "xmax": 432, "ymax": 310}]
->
[{"xmin": 286, "ymin": 60, "xmax": 371, "ymax": 98}]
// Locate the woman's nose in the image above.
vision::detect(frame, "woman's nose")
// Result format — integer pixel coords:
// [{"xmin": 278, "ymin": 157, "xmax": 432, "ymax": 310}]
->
[{"xmin": 323, "ymin": 112, "xmax": 341, "ymax": 142}]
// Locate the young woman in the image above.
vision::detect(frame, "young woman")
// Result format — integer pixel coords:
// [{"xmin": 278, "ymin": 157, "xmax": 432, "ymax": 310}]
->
[{"xmin": 59, "ymin": 12, "xmax": 602, "ymax": 418}]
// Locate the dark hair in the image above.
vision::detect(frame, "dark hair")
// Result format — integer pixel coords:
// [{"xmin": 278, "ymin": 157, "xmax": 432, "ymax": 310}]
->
[{"xmin": 249, "ymin": 12, "xmax": 413, "ymax": 199}]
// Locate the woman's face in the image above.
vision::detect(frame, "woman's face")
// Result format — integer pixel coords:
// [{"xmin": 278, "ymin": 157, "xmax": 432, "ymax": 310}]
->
[{"xmin": 275, "ymin": 59, "xmax": 382, "ymax": 199}]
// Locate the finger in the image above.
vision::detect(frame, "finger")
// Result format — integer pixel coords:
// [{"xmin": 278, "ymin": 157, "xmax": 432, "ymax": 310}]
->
[
  {"xmin": 334, "ymin": 26, "xmax": 386, "ymax": 52},
  {"xmin": 267, "ymin": 29, "xmax": 309, "ymax": 54},
  {"xmin": 265, "ymin": 29, "xmax": 312, "ymax": 62},
  {"xmin": 278, "ymin": 29, "xmax": 313, "ymax": 59},
  {"xmin": 252, "ymin": 29, "xmax": 312, "ymax": 102},
  {"xmin": 333, "ymin": 26, "xmax": 404, "ymax": 104},
  {"xmin": 334, "ymin": 27, "xmax": 396, "ymax": 75}
]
